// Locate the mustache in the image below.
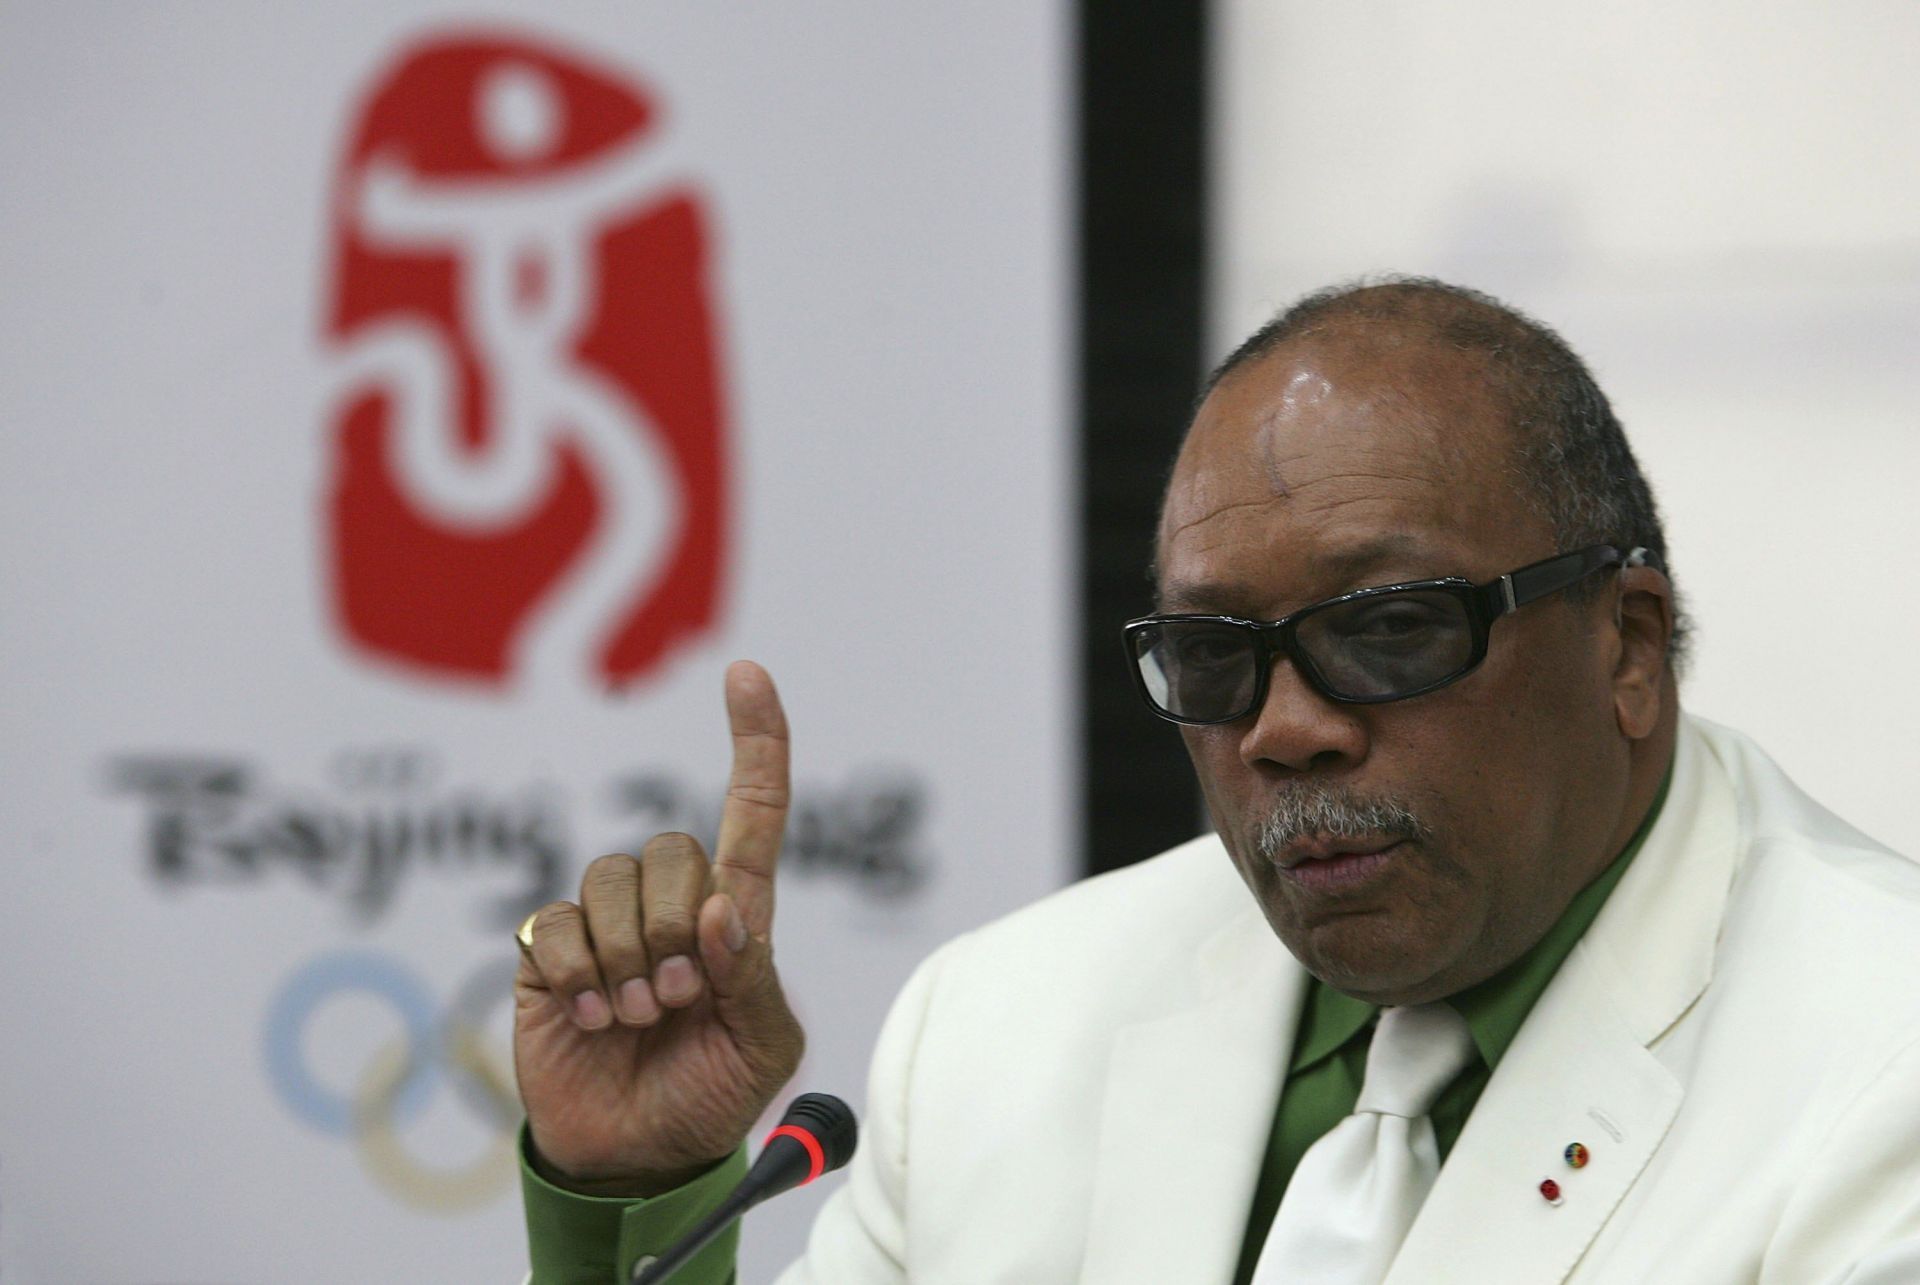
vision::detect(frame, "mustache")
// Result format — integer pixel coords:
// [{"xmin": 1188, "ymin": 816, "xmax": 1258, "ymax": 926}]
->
[{"xmin": 1253, "ymin": 783, "xmax": 1431, "ymax": 861}]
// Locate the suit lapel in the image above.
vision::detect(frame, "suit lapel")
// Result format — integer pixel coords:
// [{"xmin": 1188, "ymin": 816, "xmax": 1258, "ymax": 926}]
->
[
  {"xmin": 1078, "ymin": 905, "xmax": 1308, "ymax": 1285},
  {"xmin": 1381, "ymin": 943, "xmax": 1683, "ymax": 1285},
  {"xmin": 1384, "ymin": 716, "xmax": 1742, "ymax": 1285}
]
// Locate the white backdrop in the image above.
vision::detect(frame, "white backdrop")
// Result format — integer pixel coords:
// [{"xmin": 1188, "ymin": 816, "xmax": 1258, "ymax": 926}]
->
[
  {"xmin": 1214, "ymin": 1, "xmax": 1920, "ymax": 860},
  {"xmin": 0, "ymin": 4, "xmax": 1072, "ymax": 1281}
]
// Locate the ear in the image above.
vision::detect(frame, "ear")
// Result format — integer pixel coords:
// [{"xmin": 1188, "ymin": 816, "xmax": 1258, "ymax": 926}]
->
[{"xmin": 1610, "ymin": 566, "xmax": 1673, "ymax": 740}]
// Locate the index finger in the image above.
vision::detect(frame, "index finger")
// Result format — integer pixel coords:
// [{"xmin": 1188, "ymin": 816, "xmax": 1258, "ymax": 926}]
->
[{"xmin": 713, "ymin": 659, "xmax": 791, "ymax": 932}]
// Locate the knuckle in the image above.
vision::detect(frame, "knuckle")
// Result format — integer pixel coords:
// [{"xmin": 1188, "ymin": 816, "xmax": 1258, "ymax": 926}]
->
[
  {"xmin": 539, "ymin": 965, "xmax": 600, "ymax": 999},
  {"xmin": 588, "ymin": 916, "xmax": 644, "ymax": 961},
  {"xmin": 725, "ymin": 783, "xmax": 790, "ymax": 811},
  {"xmin": 587, "ymin": 912, "xmax": 646, "ymax": 968},
  {"xmin": 583, "ymin": 852, "xmax": 641, "ymax": 889},
  {"xmin": 529, "ymin": 903, "xmax": 593, "ymax": 977},
  {"xmin": 644, "ymin": 903, "xmax": 697, "ymax": 937},
  {"xmin": 580, "ymin": 861, "xmax": 644, "ymax": 949},
  {"xmin": 533, "ymin": 900, "xmax": 584, "ymax": 937},
  {"xmin": 642, "ymin": 831, "xmax": 708, "ymax": 865},
  {"xmin": 550, "ymin": 965, "xmax": 600, "ymax": 997}
]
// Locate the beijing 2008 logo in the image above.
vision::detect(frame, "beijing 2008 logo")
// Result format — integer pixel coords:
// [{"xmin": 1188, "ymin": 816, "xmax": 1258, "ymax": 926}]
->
[{"xmin": 320, "ymin": 30, "xmax": 729, "ymax": 691}]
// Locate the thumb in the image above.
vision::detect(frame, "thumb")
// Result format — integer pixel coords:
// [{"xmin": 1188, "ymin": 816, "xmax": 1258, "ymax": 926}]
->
[{"xmin": 696, "ymin": 892, "xmax": 801, "ymax": 1057}]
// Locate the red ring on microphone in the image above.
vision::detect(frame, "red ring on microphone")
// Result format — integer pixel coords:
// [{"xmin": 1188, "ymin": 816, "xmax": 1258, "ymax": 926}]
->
[{"xmin": 766, "ymin": 1125, "xmax": 826, "ymax": 1185}]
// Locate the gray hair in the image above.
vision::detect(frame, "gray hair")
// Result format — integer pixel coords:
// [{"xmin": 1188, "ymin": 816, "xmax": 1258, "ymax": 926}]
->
[
  {"xmin": 1253, "ymin": 781, "xmax": 1431, "ymax": 865},
  {"xmin": 1203, "ymin": 275, "xmax": 1689, "ymax": 670}
]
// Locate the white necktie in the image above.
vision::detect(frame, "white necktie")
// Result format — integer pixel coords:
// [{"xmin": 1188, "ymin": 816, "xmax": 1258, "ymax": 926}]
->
[{"xmin": 1251, "ymin": 1002, "xmax": 1478, "ymax": 1285}]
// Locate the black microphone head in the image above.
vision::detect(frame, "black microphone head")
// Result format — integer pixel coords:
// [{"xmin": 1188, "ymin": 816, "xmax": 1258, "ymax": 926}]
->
[
  {"xmin": 780, "ymin": 1092, "xmax": 859, "ymax": 1174},
  {"xmin": 633, "ymin": 1092, "xmax": 862, "ymax": 1283}
]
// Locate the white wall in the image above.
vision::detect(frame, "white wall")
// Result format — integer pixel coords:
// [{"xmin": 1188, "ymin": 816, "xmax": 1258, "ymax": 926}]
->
[{"xmin": 1214, "ymin": 1, "xmax": 1920, "ymax": 856}]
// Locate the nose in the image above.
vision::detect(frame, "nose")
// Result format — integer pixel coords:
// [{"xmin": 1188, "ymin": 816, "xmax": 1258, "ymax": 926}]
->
[{"xmin": 1238, "ymin": 656, "xmax": 1370, "ymax": 774}]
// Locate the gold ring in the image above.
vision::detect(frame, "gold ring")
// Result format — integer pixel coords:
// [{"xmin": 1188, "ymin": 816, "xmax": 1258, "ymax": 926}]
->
[{"xmin": 515, "ymin": 910, "xmax": 540, "ymax": 953}]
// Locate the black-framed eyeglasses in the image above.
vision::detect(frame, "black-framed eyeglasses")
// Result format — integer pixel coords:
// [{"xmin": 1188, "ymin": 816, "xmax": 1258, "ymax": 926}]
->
[{"xmin": 1124, "ymin": 544, "xmax": 1658, "ymax": 725}]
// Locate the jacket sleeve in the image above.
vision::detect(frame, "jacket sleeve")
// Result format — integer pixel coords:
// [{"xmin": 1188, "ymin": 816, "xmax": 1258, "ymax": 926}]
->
[
  {"xmin": 774, "ymin": 938, "xmax": 958, "ymax": 1284},
  {"xmin": 1762, "ymin": 1024, "xmax": 1920, "ymax": 1284}
]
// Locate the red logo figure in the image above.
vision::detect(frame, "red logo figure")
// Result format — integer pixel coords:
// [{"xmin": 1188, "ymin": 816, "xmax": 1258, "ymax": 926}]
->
[{"xmin": 322, "ymin": 32, "xmax": 728, "ymax": 690}]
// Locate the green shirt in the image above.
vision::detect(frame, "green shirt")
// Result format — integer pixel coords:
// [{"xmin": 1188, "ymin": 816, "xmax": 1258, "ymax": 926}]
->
[
  {"xmin": 522, "ymin": 1136, "xmax": 746, "ymax": 1285},
  {"xmin": 523, "ymin": 776, "xmax": 1668, "ymax": 1285}
]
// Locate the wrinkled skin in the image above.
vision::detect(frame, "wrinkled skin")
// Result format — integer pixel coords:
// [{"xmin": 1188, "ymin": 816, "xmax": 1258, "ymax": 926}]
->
[{"xmin": 1159, "ymin": 327, "xmax": 1676, "ymax": 1005}]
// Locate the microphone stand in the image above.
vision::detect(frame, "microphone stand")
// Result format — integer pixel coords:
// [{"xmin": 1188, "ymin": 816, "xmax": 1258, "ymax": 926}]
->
[{"xmin": 629, "ymin": 1093, "xmax": 857, "ymax": 1285}]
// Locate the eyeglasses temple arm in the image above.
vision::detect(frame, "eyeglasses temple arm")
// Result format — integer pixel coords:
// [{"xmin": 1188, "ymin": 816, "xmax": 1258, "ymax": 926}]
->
[{"xmin": 1496, "ymin": 544, "xmax": 1663, "ymax": 615}]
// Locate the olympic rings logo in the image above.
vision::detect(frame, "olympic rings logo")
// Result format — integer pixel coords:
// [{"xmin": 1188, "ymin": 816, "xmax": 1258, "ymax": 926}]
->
[{"xmin": 263, "ymin": 950, "xmax": 521, "ymax": 1212}]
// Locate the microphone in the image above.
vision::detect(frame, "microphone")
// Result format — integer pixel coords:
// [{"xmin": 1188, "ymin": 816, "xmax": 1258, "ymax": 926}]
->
[{"xmin": 630, "ymin": 1093, "xmax": 859, "ymax": 1285}]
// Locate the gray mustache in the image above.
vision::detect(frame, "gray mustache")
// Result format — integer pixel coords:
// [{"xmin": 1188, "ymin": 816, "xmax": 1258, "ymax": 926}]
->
[{"xmin": 1254, "ymin": 785, "xmax": 1430, "ymax": 862}]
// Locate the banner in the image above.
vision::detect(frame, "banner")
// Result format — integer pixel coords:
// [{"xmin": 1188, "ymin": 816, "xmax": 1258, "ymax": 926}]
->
[{"xmin": 0, "ymin": 6, "xmax": 1072, "ymax": 1281}]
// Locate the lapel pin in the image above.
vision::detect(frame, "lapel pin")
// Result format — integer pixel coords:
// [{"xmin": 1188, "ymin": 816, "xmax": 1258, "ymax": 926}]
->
[
  {"xmin": 1564, "ymin": 1142, "xmax": 1590, "ymax": 1169},
  {"xmin": 1539, "ymin": 1178, "xmax": 1564, "ymax": 1206}
]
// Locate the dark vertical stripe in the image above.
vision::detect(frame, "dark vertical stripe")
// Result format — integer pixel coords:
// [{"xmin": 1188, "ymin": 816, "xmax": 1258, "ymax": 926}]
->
[{"xmin": 1077, "ymin": 0, "xmax": 1209, "ymax": 877}]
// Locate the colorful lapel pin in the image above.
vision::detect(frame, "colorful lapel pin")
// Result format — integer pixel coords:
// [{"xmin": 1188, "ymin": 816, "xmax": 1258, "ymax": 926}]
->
[{"xmin": 1541, "ymin": 1141, "xmax": 1591, "ymax": 1205}]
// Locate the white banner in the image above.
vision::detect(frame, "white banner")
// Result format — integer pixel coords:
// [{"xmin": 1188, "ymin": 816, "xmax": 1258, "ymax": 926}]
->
[{"xmin": 0, "ymin": 5, "xmax": 1072, "ymax": 1281}]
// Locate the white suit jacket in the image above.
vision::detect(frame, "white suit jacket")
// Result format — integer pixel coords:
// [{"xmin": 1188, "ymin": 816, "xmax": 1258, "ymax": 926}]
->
[{"xmin": 777, "ymin": 716, "xmax": 1920, "ymax": 1284}]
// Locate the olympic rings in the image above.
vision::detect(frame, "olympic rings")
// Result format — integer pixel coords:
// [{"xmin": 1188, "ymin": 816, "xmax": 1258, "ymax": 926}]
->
[
  {"xmin": 263, "ymin": 949, "xmax": 521, "ymax": 1211},
  {"xmin": 352, "ymin": 1031, "xmax": 518, "ymax": 1213},
  {"xmin": 444, "ymin": 957, "xmax": 525, "ymax": 1133},
  {"xmin": 264, "ymin": 951, "xmax": 440, "ymax": 1136}
]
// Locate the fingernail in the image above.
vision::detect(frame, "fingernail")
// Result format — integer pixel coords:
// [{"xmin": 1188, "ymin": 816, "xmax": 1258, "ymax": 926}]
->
[
  {"xmin": 723, "ymin": 900, "xmax": 748, "ymax": 954},
  {"xmin": 655, "ymin": 955, "xmax": 700, "ymax": 1005},
  {"xmin": 573, "ymin": 990, "xmax": 611, "ymax": 1029},
  {"xmin": 618, "ymin": 977, "xmax": 660, "ymax": 1025}
]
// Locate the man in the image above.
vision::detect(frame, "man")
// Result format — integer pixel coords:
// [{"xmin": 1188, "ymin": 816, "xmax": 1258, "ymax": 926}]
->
[{"xmin": 514, "ymin": 279, "xmax": 1920, "ymax": 1283}]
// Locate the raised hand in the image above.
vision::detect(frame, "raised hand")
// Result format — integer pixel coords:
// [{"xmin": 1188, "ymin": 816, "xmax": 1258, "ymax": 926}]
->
[{"xmin": 512, "ymin": 661, "xmax": 806, "ymax": 1196}]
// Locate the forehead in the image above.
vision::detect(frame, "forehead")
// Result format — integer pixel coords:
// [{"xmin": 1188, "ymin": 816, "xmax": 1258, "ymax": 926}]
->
[{"xmin": 1158, "ymin": 334, "xmax": 1545, "ymax": 607}]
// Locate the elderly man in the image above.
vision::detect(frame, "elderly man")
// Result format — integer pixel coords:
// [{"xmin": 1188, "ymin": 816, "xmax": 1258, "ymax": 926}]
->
[{"xmin": 513, "ymin": 279, "xmax": 1920, "ymax": 1284}]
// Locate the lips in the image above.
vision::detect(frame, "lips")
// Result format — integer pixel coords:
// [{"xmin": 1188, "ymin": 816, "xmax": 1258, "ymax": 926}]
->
[
  {"xmin": 1270, "ymin": 836, "xmax": 1407, "ymax": 895},
  {"xmin": 1273, "ymin": 834, "xmax": 1404, "ymax": 870}
]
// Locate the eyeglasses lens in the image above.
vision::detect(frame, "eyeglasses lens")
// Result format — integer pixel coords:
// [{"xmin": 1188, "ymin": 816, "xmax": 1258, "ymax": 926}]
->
[
  {"xmin": 1294, "ymin": 589, "xmax": 1475, "ymax": 701},
  {"xmin": 1133, "ymin": 588, "xmax": 1477, "ymax": 720},
  {"xmin": 1133, "ymin": 620, "xmax": 1259, "ymax": 722}
]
